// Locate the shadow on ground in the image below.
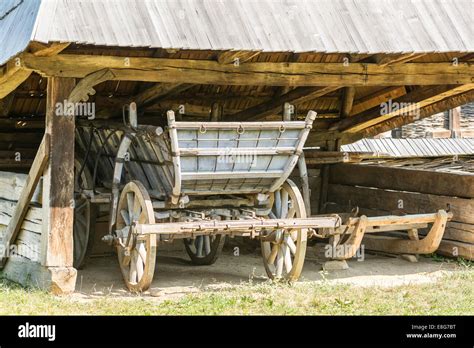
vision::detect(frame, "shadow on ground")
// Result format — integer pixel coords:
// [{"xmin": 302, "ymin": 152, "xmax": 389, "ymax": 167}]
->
[{"xmin": 74, "ymin": 243, "xmax": 459, "ymax": 300}]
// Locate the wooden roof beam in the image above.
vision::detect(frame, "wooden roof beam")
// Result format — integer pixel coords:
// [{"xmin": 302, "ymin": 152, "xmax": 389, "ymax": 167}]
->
[
  {"xmin": 29, "ymin": 42, "xmax": 70, "ymax": 57},
  {"xmin": 346, "ymin": 89, "xmax": 474, "ymax": 142},
  {"xmin": 0, "ymin": 61, "xmax": 32, "ymax": 99},
  {"xmin": 229, "ymin": 86, "xmax": 340, "ymax": 121},
  {"xmin": 340, "ymin": 87, "xmax": 356, "ymax": 118},
  {"xmin": 350, "ymin": 86, "xmax": 407, "ymax": 116},
  {"xmin": 0, "ymin": 93, "xmax": 14, "ymax": 117},
  {"xmin": 331, "ymin": 84, "xmax": 474, "ymax": 133},
  {"xmin": 134, "ymin": 83, "xmax": 193, "ymax": 107},
  {"xmin": 20, "ymin": 53, "xmax": 474, "ymax": 86}
]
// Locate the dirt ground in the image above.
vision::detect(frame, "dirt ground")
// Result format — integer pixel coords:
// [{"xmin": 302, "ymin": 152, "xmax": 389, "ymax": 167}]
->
[{"xmin": 73, "ymin": 242, "xmax": 459, "ymax": 302}]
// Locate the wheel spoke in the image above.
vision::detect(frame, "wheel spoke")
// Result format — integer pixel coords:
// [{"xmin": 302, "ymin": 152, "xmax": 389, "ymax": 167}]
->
[
  {"xmin": 127, "ymin": 192, "xmax": 134, "ymax": 222},
  {"xmin": 285, "ymin": 235, "xmax": 297, "ymax": 255},
  {"xmin": 133, "ymin": 196, "xmax": 142, "ymax": 221},
  {"xmin": 196, "ymin": 236, "xmax": 204, "ymax": 257},
  {"xmin": 204, "ymin": 235, "xmax": 211, "ymax": 255},
  {"xmin": 75, "ymin": 200, "xmax": 88, "ymax": 211},
  {"xmin": 120, "ymin": 209, "xmax": 130, "ymax": 226},
  {"xmin": 137, "ymin": 241, "xmax": 147, "ymax": 263},
  {"xmin": 283, "ymin": 244, "xmax": 292, "ymax": 273},
  {"xmin": 267, "ymin": 244, "xmax": 279, "ymax": 264},
  {"xmin": 129, "ymin": 251, "xmax": 138, "ymax": 283},
  {"xmin": 281, "ymin": 189, "xmax": 289, "ymax": 219},
  {"xmin": 136, "ymin": 250, "xmax": 144, "ymax": 281},
  {"xmin": 274, "ymin": 190, "xmax": 282, "ymax": 218},
  {"xmin": 262, "ymin": 241, "xmax": 271, "ymax": 258},
  {"xmin": 275, "ymin": 248, "xmax": 284, "ymax": 278}
]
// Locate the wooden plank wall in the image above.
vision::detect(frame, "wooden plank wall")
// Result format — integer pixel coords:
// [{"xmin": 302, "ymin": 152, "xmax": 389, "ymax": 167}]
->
[
  {"xmin": 327, "ymin": 163, "xmax": 474, "ymax": 260},
  {"xmin": 0, "ymin": 172, "xmax": 43, "ymax": 277}
]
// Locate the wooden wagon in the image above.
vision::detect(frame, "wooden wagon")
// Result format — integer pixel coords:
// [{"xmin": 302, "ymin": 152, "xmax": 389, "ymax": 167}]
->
[
  {"xmin": 72, "ymin": 102, "xmax": 452, "ymax": 292},
  {"xmin": 74, "ymin": 103, "xmax": 342, "ymax": 291}
]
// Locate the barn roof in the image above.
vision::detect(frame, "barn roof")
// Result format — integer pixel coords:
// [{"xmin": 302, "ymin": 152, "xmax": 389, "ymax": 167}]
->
[{"xmin": 1, "ymin": 0, "xmax": 473, "ymax": 66}]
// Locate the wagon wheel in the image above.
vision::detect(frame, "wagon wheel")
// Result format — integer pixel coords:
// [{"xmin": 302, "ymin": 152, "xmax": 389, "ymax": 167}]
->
[
  {"xmin": 116, "ymin": 181, "xmax": 157, "ymax": 292},
  {"xmin": 183, "ymin": 234, "xmax": 226, "ymax": 265},
  {"xmin": 261, "ymin": 179, "xmax": 307, "ymax": 282},
  {"xmin": 73, "ymin": 158, "xmax": 96, "ymax": 269}
]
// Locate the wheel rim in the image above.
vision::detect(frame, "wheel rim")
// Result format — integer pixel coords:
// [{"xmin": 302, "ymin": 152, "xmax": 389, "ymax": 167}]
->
[
  {"xmin": 73, "ymin": 195, "xmax": 91, "ymax": 267},
  {"xmin": 261, "ymin": 179, "xmax": 307, "ymax": 281},
  {"xmin": 73, "ymin": 158, "xmax": 94, "ymax": 269},
  {"xmin": 116, "ymin": 181, "xmax": 157, "ymax": 292}
]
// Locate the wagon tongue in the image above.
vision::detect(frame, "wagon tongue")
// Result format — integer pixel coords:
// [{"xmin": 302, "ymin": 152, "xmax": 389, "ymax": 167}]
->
[{"xmin": 133, "ymin": 215, "xmax": 341, "ymax": 238}]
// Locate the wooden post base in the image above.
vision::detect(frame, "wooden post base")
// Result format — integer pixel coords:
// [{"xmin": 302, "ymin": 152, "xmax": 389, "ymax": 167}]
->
[{"xmin": 1, "ymin": 258, "xmax": 77, "ymax": 294}]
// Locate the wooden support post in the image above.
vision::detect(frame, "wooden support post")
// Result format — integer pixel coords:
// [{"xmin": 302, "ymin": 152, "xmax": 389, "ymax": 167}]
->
[
  {"xmin": 282, "ymin": 102, "xmax": 293, "ymax": 121},
  {"xmin": 40, "ymin": 77, "xmax": 77, "ymax": 294},
  {"xmin": 319, "ymin": 141, "xmax": 336, "ymax": 213},
  {"xmin": 340, "ymin": 87, "xmax": 355, "ymax": 118},
  {"xmin": 210, "ymin": 102, "xmax": 222, "ymax": 121},
  {"xmin": 449, "ymin": 107, "xmax": 461, "ymax": 138}
]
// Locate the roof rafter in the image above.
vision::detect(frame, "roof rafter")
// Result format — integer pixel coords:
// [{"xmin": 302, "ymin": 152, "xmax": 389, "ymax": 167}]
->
[{"xmin": 331, "ymin": 84, "xmax": 474, "ymax": 133}]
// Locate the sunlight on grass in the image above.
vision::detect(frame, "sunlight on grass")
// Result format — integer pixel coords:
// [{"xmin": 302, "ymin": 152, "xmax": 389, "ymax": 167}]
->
[{"xmin": 1, "ymin": 261, "xmax": 472, "ymax": 315}]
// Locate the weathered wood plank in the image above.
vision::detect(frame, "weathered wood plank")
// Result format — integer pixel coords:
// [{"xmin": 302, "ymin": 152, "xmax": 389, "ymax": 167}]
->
[
  {"xmin": 0, "ymin": 135, "xmax": 49, "ymax": 268},
  {"xmin": 0, "ymin": 171, "xmax": 42, "ymax": 203},
  {"xmin": 329, "ymin": 164, "xmax": 474, "ymax": 198},
  {"xmin": 41, "ymin": 77, "xmax": 76, "ymax": 269},
  {"xmin": 443, "ymin": 222, "xmax": 474, "ymax": 244},
  {"xmin": 327, "ymin": 184, "xmax": 474, "ymax": 224},
  {"xmin": 437, "ymin": 240, "xmax": 474, "ymax": 260}
]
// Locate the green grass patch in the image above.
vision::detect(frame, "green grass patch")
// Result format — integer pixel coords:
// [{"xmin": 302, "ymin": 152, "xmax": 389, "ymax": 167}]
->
[{"xmin": 1, "ymin": 265, "xmax": 473, "ymax": 315}]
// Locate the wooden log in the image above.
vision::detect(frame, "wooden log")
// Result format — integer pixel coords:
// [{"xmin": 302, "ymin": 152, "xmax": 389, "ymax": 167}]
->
[
  {"xmin": 350, "ymin": 87, "xmax": 406, "ymax": 116},
  {"xmin": 442, "ymin": 222, "xmax": 474, "ymax": 244},
  {"xmin": 20, "ymin": 53, "xmax": 474, "ymax": 86},
  {"xmin": 328, "ymin": 184, "xmax": 474, "ymax": 224},
  {"xmin": 41, "ymin": 77, "xmax": 76, "ymax": 270},
  {"xmin": 437, "ymin": 240, "xmax": 474, "ymax": 260},
  {"xmin": 329, "ymin": 164, "xmax": 474, "ymax": 198}
]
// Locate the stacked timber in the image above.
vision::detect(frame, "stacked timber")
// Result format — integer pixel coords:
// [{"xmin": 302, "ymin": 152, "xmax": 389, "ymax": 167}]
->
[
  {"xmin": 0, "ymin": 171, "xmax": 43, "ymax": 269},
  {"xmin": 326, "ymin": 161, "xmax": 474, "ymax": 260}
]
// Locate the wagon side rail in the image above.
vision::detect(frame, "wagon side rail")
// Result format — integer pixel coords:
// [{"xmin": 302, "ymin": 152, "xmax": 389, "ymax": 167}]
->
[{"xmin": 167, "ymin": 109, "xmax": 317, "ymax": 202}]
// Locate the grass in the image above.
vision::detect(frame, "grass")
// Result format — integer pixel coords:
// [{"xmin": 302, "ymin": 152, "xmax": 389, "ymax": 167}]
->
[{"xmin": 0, "ymin": 260, "xmax": 473, "ymax": 315}]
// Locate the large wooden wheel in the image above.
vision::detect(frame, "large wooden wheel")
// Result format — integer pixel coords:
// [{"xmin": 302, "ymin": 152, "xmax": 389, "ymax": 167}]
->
[
  {"xmin": 261, "ymin": 179, "xmax": 307, "ymax": 282},
  {"xmin": 73, "ymin": 158, "xmax": 96, "ymax": 269},
  {"xmin": 116, "ymin": 181, "xmax": 157, "ymax": 292},
  {"xmin": 184, "ymin": 234, "xmax": 225, "ymax": 265}
]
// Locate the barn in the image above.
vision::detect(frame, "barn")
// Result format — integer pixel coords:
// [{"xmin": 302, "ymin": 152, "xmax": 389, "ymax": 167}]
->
[{"xmin": 0, "ymin": 0, "xmax": 472, "ymax": 293}]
